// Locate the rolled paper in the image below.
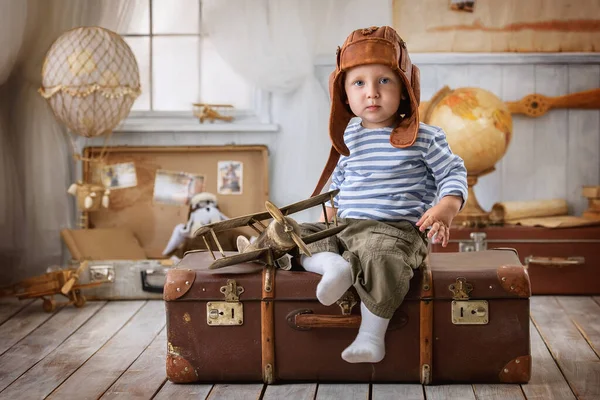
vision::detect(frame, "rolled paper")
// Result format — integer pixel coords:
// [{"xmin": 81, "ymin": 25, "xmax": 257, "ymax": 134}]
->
[{"xmin": 490, "ymin": 199, "xmax": 568, "ymax": 223}]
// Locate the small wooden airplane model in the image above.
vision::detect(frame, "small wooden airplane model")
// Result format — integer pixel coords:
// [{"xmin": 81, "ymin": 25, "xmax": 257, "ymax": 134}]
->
[
  {"xmin": 0, "ymin": 261, "xmax": 104, "ymax": 312},
  {"xmin": 192, "ymin": 103, "xmax": 235, "ymax": 123},
  {"xmin": 190, "ymin": 190, "xmax": 347, "ymax": 270}
]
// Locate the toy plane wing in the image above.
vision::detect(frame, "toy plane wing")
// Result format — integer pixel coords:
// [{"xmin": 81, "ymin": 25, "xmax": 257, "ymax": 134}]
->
[
  {"xmin": 193, "ymin": 189, "xmax": 339, "ymax": 237},
  {"xmin": 208, "ymin": 248, "xmax": 270, "ymax": 270},
  {"xmin": 301, "ymin": 224, "xmax": 347, "ymax": 244},
  {"xmin": 193, "ymin": 212, "xmax": 273, "ymax": 236}
]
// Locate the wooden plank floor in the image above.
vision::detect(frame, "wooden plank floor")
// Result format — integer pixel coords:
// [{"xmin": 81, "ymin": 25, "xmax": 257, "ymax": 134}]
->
[{"xmin": 0, "ymin": 296, "xmax": 598, "ymax": 400}]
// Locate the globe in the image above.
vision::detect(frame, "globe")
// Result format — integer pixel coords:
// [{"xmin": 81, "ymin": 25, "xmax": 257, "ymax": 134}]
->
[{"xmin": 422, "ymin": 86, "xmax": 513, "ymax": 224}]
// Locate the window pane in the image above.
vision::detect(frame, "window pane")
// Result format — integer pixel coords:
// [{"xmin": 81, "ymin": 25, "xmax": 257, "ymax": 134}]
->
[
  {"xmin": 114, "ymin": 0, "xmax": 150, "ymax": 35},
  {"xmin": 152, "ymin": 0, "xmax": 200, "ymax": 34},
  {"xmin": 152, "ymin": 37, "xmax": 200, "ymax": 111},
  {"xmin": 123, "ymin": 37, "xmax": 151, "ymax": 111},
  {"xmin": 200, "ymin": 39, "xmax": 253, "ymax": 110}
]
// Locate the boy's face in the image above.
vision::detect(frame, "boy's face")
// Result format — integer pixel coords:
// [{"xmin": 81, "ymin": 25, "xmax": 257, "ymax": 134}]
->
[{"xmin": 344, "ymin": 64, "xmax": 403, "ymax": 129}]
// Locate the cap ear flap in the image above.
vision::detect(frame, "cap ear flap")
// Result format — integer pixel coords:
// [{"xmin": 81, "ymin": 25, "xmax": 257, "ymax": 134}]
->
[
  {"xmin": 411, "ymin": 65, "xmax": 421, "ymax": 106},
  {"xmin": 329, "ymin": 71, "xmax": 352, "ymax": 156},
  {"xmin": 390, "ymin": 64, "xmax": 419, "ymax": 149}
]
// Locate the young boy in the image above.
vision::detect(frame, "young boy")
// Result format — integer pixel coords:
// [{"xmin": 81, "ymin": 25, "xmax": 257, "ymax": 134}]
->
[{"xmin": 300, "ymin": 26, "xmax": 468, "ymax": 364}]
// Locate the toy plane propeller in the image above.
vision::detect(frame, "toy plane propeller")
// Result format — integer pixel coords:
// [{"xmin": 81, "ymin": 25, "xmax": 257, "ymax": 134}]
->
[{"xmin": 191, "ymin": 190, "xmax": 347, "ymax": 270}]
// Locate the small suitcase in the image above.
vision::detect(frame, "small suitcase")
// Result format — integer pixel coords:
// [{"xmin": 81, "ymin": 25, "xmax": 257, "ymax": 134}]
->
[
  {"xmin": 61, "ymin": 227, "xmax": 171, "ymax": 300},
  {"xmin": 164, "ymin": 249, "xmax": 531, "ymax": 384},
  {"xmin": 432, "ymin": 225, "xmax": 600, "ymax": 294},
  {"xmin": 76, "ymin": 259, "xmax": 170, "ymax": 300}
]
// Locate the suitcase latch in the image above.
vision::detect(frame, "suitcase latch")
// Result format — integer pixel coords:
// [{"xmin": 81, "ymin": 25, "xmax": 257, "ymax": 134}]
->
[
  {"xmin": 336, "ymin": 291, "xmax": 358, "ymax": 315},
  {"xmin": 89, "ymin": 265, "xmax": 115, "ymax": 283},
  {"xmin": 451, "ymin": 300, "xmax": 488, "ymax": 325},
  {"xmin": 206, "ymin": 279, "xmax": 244, "ymax": 326},
  {"xmin": 449, "ymin": 278, "xmax": 488, "ymax": 325},
  {"xmin": 459, "ymin": 232, "xmax": 487, "ymax": 252}
]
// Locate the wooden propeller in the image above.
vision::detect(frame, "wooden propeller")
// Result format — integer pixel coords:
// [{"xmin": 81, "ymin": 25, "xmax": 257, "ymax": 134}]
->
[
  {"xmin": 265, "ymin": 200, "xmax": 312, "ymax": 257},
  {"xmin": 505, "ymin": 88, "xmax": 600, "ymax": 117},
  {"xmin": 419, "ymin": 87, "xmax": 600, "ymax": 121},
  {"xmin": 60, "ymin": 261, "xmax": 87, "ymax": 295}
]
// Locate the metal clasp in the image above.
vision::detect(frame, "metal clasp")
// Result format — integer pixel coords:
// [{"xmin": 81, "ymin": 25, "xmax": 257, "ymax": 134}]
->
[
  {"xmin": 220, "ymin": 279, "xmax": 244, "ymax": 302},
  {"xmin": 336, "ymin": 292, "xmax": 357, "ymax": 316},
  {"xmin": 459, "ymin": 232, "xmax": 487, "ymax": 252},
  {"xmin": 449, "ymin": 277, "xmax": 473, "ymax": 300},
  {"xmin": 89, "ymin": 265, "xmax": 115, "ymax": 283}
]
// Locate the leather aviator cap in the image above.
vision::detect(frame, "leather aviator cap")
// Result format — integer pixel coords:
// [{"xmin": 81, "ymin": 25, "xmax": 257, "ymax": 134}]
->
[{"xmin": 312, "ymin": 26, "xmax": 421, "ymax": 197}]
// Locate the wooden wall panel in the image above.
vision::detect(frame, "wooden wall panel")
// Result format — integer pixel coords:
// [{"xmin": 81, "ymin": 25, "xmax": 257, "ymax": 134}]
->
[
  {"xmin": 567, "ymin": 65, "xmax": 600, "ymax": 215},
  {"xmin": 501, "ymin": 65, "xmax": 536, "ymax": 202},
  {"xmin": 533, "ymin": 65, "xmax": 569, "ymax": 201}
]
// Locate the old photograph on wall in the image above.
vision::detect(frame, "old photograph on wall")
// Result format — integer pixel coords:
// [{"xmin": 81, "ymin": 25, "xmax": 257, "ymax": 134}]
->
[
  {"xmin": 153, "ymin": 169, "xmax": 206, "ymax": 205},
  {"xmin": 101, "ymin": 162, "xmax": 138, "ymax": 190},
  {"xmin": 217, "ymin": 161, "xmax": 243, "ymax": 195}
]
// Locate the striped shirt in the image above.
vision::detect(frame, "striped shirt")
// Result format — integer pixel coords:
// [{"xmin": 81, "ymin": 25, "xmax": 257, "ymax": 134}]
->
[{"xmin": 328, "ymin": 121, "xmax": 468, "ymax": 224}]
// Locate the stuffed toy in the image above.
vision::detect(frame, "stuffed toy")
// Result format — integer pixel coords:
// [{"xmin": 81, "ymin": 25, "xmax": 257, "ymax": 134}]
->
[{"xmin": 162, "ymin": 192, "xmax": 228, "ymax": 256}]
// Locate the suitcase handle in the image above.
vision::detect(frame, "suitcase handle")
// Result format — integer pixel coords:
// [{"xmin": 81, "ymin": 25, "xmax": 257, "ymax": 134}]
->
[
  {"xmin": 141, "ymin": 269, "xmax": 166, "ymax": 293},
  {"xmin": 286, "ymin": 309, "xmax": 408, "ymax": 331},
  {"xmin": 525, "ymin": 256, "xmax": 585, "ymax": 268}
]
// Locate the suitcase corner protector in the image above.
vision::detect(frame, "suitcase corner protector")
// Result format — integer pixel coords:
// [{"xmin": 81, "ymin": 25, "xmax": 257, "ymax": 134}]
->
[
  {"xmin": 497, "ymin": 265, "xmax": 531, "ymax": 297},
  {"xmin": 166, "ymin": 345, "xmax": 198, "ymax": 383},
  {"xmin": 164, "ymin": 269, "xmax": 196, "ymax": 300},
  {"xmin": 499, "ymin": 355, "xmax": 531, "ymax": 383}
]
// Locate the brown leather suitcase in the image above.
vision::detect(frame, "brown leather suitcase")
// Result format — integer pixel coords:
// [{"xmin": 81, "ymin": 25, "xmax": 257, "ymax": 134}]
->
[
  {"xmin": 431, "ymin": 226, "xmax": 600, "ymax": 294},
  {"xmin": 164, "ymin": 249, "xmax": 530, "ymax": 384}
]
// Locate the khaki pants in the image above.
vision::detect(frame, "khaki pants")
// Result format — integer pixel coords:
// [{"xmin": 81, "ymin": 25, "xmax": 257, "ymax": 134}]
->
[{"xmin": 299, "ymin": 219, "xmax": 428, "ymax": 319}]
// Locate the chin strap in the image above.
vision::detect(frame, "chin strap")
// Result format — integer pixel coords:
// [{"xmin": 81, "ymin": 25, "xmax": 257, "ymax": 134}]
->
[{"xmin": 311, "ymin": 146, "xmax": 341, "ymax": 197}]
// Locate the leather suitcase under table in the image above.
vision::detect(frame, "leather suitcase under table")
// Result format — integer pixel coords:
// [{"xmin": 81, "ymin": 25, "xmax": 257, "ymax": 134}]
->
[
  {"xmin": 431, "ymin": 225, "xmax": 600, "ymax": 295},
  {"xmin": 164, "ymin": 249, "xmax": 530, "ymax": 384}
]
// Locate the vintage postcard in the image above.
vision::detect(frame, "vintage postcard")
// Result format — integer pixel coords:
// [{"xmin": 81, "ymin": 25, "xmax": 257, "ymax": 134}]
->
[
  {"xmin": 153, "ymin": 169, "xmax": 206, "ymax": 206},
  {"xmin": 101, "ymin": 162, "xmax": 137, "ymax": 190},
  {"xmin": 217, "ymin": 161, "xmax": 243, "ymax": 195}
]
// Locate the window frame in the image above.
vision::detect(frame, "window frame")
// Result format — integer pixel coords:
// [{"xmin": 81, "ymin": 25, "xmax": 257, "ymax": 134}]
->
[{"xmin": 117, "ymin": 0, "xmax": 275, "ymax": 133}]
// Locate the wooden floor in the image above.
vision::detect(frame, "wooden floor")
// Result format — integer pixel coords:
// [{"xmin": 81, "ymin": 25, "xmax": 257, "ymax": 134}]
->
[{"xmin": 0, "ymin": 297, "xmax": 598, "ymax": 400}]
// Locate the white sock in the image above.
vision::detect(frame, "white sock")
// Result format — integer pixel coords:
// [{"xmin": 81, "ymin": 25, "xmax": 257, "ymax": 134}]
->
[
  {"xmin": 342, "ymin": 302, "xmax": 390, "ymax": 363},
  {"xmin": 301, "ymin": 252, "xmax": 352, "ymax": 306}
]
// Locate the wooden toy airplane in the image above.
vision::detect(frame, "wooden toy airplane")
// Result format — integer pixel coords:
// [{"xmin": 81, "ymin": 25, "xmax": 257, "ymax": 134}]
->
[
  {"xmin": 0, "ymin": 261, "xmax": 105, "ymax": 312},
  {"xmin": 192, "ymin": 103, "xmax": 235, "ymax": 123},
  {"xmin": 189, "ymin": 190, "xmax": 347, "ymax": 270}
]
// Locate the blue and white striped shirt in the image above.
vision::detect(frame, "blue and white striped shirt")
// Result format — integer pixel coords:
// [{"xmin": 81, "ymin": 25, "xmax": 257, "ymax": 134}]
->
[{"xmin": 328, "ymin": 121, "xmax": 468, "ymax": 224}]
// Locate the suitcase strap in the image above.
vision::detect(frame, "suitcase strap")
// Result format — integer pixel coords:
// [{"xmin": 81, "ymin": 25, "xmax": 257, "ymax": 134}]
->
[
  {"xmin": 261, "ymin": 265, "xmax": 275, "ymax": 384},
  {"xmin": 420, "ymin": 259, "xmax": 434, "ymax": 385}
]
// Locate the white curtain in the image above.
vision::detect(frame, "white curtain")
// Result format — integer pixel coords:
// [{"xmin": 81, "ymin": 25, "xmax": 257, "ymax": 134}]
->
[
  {"xmin": 203, "ymin": 0, "xmax": 393, "ymax": 221},
  {"xmin": 203, "ymin": 0, "xmax": 337, "ymax": 220},
  {"xmin": 0, "ymin": 0, "xmax": 28, "ymax": 285},
  {"xmin": 2, "ymin": 0, "xmax": 134, "ymax": 283}
]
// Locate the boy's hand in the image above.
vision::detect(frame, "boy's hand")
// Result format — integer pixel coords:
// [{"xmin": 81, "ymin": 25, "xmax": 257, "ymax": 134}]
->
[{"xmin": 415, "ymin": 195, "xmax": 463, "ymax": 247}]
